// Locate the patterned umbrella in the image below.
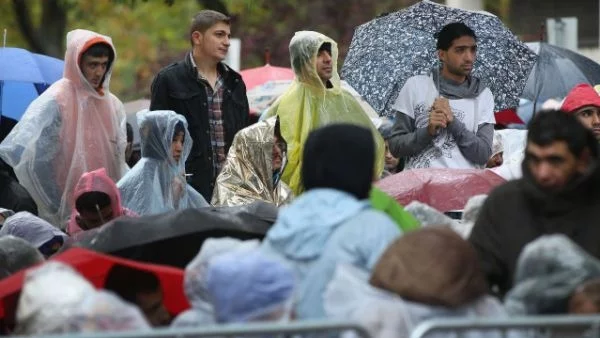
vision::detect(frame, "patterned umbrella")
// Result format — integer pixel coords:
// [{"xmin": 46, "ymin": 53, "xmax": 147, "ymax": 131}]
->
[{"xmin": 342, "ymin": 0, "xmax": 537, "ymax": 118}]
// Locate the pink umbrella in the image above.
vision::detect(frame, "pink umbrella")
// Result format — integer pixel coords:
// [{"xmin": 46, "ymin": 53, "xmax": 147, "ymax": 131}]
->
[
  {"xmin": 240, "ymin": 50, "xmax": 295, "ymax": 91},
  {"xmin": 377, "ymin": 168, "xmax": 506, "ymax": 212}
]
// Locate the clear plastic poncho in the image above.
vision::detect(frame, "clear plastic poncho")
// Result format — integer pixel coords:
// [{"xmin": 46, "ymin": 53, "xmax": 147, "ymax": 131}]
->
[
  {"xmin": 172, "ymin": 237, "xmax": 261, "ymax": 327},
  {"xmin": 325, "ymin": 264, "xmax": 508, "ymax": 338},
  {"xmin": 0, "ymin": 211, "xmax": 67, "ymax": 249},
  {"xmin": 212, "ymin": 117, "xmax": 293, "ymax": 207},
  {"xmin": 117, "ymin": 110, "xmax": 209, "ymax": 216},
  {"xmin": 0, "ymin": 236, "xmax": 44, "ymax": 279},
  {"xmin": 204, "ymin": 249, "xmax": 295, "ymax": 323},
  {"xmin": 15, "ymin": 262, "xmax": 149, "ymax": 334},
  {"xmin": 261, "ymin": 31, "xmax": 384, "ymax": 195},
  {"xmin": 504, "ymin": 235, "xmax": 600, "ymax": 315},
  {"xmin": 0, "ymin": 29, "xmax": 128, "ymax": 228}
]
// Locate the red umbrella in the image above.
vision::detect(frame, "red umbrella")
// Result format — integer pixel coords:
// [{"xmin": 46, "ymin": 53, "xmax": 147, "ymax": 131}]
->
[
  {"xmin": 376, "ymin": 168, "xmax": 506, "ymax": 212},
  {"xmin": 0, "ymin": 248, "xmax": 189, "ymax": 328},
  {"xmin": 241, "ymin": 64, "xmax": 295, "ymax": 91},
  {"xmin": 495, "ymin": 108, "xmax": 524, "ymax": 125},
  {"xmin": 240, "ymin": 50, "xmax": 295, "ymax": 91}
]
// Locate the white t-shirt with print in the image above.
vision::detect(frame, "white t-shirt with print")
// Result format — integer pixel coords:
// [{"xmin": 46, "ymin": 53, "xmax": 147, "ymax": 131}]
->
[{"xmin": 392, "ymin": 75, "xmax": 495, "ymax": 169}]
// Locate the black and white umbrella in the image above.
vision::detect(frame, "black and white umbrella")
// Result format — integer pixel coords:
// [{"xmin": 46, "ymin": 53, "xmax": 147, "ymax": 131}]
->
[{"xmin": 342, "ymin": 0, "xmax": 537, "ymax": 118}]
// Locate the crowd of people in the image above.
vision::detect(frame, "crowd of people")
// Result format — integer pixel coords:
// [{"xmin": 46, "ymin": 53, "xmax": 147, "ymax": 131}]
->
[{"xmin": 1, "ymin": 7, "xmax": 600, "ymax": 338}]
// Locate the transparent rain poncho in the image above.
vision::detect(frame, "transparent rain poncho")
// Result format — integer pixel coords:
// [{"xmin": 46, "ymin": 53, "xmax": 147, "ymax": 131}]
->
[
  {"xmin": 325, "ymin": 264, "xmax": 508, "ymax": 338},
  {"xmin": 212, "ymin": 117, "xmax": 293, "ymax": 207},
  {"xmin": 204, "ymin": 249, "xmax": 295, "ymax": 323},
  {"xmin": 15, "ymin": 262, "xmax": 149, "ymax": 334},
  {"xmin": 0, "ymin": 29, "xmax": 128, "ymax": 228},
  {"xmin": 262, "ymin": 31, "xmax": 384, "ymax": 195},
  {"xmin": 0, "ymin": 236, "xmax": 44, "ymax": 279},
  {"xmin": 117, "ymin": 110, "xmax": 209, "ymax": 216},
  {"xmin": 0, "ymin": 211, "xmax": 67, "ymax": 249},
  {"xmin": 172, "ymin": 237, "xmax": 260, "ymax": 327}
]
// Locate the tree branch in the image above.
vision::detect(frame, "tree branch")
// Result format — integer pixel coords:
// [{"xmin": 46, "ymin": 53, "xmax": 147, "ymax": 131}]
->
[{"xmin": 11, "ymin": 0, "xmax": 44, "ymax": 53}]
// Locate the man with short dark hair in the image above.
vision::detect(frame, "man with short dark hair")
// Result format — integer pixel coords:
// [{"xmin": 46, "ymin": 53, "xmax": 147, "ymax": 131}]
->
[
  {"xmin": 469, "ymin": 110, "xmax": 600, "ymax": 296},
  {"xmin": 389, "ymin": 22, "xmax": 495, "ymax": 169},
  {"xmin": 0, "ymin": 30, "xmax": 128, "ymax": 227},
  {"xmin": 150, "ymin": 10, "xmax": 250, "ymax": 201}
]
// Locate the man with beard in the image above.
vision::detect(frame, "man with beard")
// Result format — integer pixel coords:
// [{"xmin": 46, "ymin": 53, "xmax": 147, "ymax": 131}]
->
[{"xmin": 469, "ymin": 110, "xmax": 600, "ymax": 297}]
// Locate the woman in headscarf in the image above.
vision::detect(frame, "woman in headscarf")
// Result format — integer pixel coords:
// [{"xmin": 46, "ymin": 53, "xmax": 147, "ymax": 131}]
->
[
  {"xmin": 117, "ymin": 110, "xmax": 209, "ymax": 215},
  {"xmin": 261, "ymin": 31, "xmax": 385, "ymax": 195},
  {"xmin": 212, "ymin": 117, "xmax": 293, "ymax": 207},
  {"xmin": 67, "ymin": 167, "xmax": 136, "ymax": 235},
  {"xmin": 261, "ymin": 124, "xmax": 400, "ymax": 319},
  {"xmin": 0, "ymin": 212, "xmax": 67, "ymax": 257}
]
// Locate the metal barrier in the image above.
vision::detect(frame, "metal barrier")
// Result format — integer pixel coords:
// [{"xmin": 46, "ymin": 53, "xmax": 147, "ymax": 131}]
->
[
  {"xmin": 410, "ymin": 315, "xmax": 600, "ymax": 338},
  {"xmin": 13, "ymin": 320, "xmax": 371, "ymax": 338}
]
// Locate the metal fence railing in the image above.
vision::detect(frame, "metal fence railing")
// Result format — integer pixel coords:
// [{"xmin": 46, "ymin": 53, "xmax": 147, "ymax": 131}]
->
[
  {"xmin": 12, "ymin": 320, "xmax": 372, "ymax": 338},
  {"xmin": 410, "ymin": 315, "xmax": 600, "ymax": 338}
]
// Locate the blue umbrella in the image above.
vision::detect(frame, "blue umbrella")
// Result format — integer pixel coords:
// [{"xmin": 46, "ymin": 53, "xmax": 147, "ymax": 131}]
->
[
  {"xmin": 342, "ymin": 0, "xmax": 537, "ymax": 118},
  {"xmin": 0, "ymin": 47, "xmax": 64, "ymax": 120}
]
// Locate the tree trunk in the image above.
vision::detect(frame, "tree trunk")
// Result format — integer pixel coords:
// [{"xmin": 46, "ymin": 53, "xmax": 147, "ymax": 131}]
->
[
  {"xmin": 11, "ymin": 0, "xmax": 67, "ymax": 58},
  {"xmin": 196, "ymin": 0, "xmax": 229, "ymax": 15}
]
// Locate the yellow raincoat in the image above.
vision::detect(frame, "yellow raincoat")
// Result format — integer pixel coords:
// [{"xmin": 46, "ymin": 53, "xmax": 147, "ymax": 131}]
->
[
  {"xmin": 263, "ymin": 31, "xmax": 384, "ymax": 195},
  {"xmin": 211, "ymin": 117, "xmax": 293, "ymax": 207}
]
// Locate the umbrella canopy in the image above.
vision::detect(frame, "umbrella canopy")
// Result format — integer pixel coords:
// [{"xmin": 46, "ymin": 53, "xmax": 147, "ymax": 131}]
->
[
  {"xmin": 0, "ymin": 248, "xmax": 189, "ymax": 330},
  {"xmin": 522, "ymin": 42, "xmax": 600, "ymax": 104},
  {"xmin": 376, "ymin": 168, "xmax": 505, "ymax": 212},
  {"xmin": 342, "ymin": 0, "xmax": 537, "ymax": 118},
  {"xmin": 75, "ymin": 202, "xmax": 276, "ymax": 268},
  {"xmin": 240, "ymin": 64, "xmax": 295, "ymax": 91},
  {"xmin": 0, "ymin": 47, "xmax": 64, "ymax": 120}
]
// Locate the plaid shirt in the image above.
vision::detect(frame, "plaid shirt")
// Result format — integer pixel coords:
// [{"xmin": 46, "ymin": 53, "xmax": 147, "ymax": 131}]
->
[{"xmin": 190, "ymin": 54, "xmax": 227, "ymax": 177}]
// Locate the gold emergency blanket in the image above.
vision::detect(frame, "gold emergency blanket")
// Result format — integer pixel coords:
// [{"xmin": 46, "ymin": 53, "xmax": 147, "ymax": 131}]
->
[
  {"xmin": 262, "ymin": 31, "xmax": 384, "ymax": 195},
  {"xmin": 212, "ymin": 117, "xmax": 293, "ymax": 207}
]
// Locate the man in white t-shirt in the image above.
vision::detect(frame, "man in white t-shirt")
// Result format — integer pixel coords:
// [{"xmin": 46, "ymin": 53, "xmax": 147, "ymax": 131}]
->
[{"xmin": 389, "ymin": 22, "xmax": 495, "ymax": 169}]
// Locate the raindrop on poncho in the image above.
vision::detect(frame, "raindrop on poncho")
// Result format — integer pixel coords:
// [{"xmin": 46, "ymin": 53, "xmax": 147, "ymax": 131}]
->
[
  {"xmin": 0, "ymin": 29, "xmax": 128, "ymax": 227},
  {"xmin": 117, "ymin": 110, "xmax": 209, "ymax": 215},
  {"xmin": 262, "ymin": 31, "xmax": 384, "ymax": 194}
]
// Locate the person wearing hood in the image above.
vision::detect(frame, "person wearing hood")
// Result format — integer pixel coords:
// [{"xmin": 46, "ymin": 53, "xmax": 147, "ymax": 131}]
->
[
  {"xmin": 204, "ymin": 249, "xmax": 295, "ymax": 323},
  {"xmin": 325, "ymin": 227, "xmax": 504, "ymax": 338},
  {"xmin": 0, "ymin": 29, "xmax": 128, "ymax": 228},
  {"xmin": 389, "ymin": 22, "xmax": 495, "ymax": 170},
  {"xmin": 15, "ymin": 262, "xmax": 150, "ymax": 335},
  {"xmin": 561, "ymin": 83, "xmax": 600, "ymax": 141},
  {"xmin": 261, "ymin": 124, "xmax": 401, "ymax": 319},
  {"xmin": 0, "ymin": 212, "xmax": 67, "ymax": 257},
  {"xmin": 67, "ymin": 168, "xmax": 136, "ymax": 236},
  {"xmin": 469, "ymin": 110, "xmax": 600, "ymax": 297},
  {"xmin": 212, "ymin": 117, "xmax": 293, "ymax": 207},
  {"xmin": 172, "ymin": 237, "xmax": 260, "ymax": 327},
  {"xmin": 0, "ymin": 236, "xmax": 44, "ymax": 279},
  {"xmin": 117, "ymin": 110, "xmax": 209, "ymax": 216},
  {"xmin": 261, "ymin": 31, "xmax": 385, "ymax": 195},
  {"xmin": 150, "ymin": 10, "xmax": 250, "ymax": 202}
]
